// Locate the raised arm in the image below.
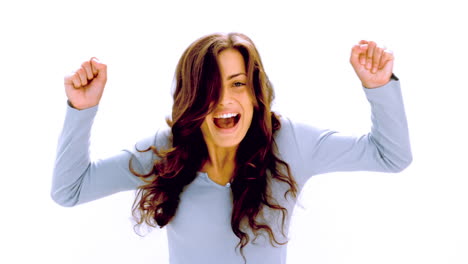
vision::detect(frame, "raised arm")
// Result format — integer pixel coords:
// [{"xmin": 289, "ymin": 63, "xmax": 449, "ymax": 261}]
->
[
  {"xmin": 51, "ymin": 58, "xmax": 150, "ymax": 207},
  {"xmin": 276, "ymin": 41, "xmax": 412, "ymax": 186}
]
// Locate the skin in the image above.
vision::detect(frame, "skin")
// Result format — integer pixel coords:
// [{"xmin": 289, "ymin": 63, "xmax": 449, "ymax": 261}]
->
[
  {"xmin": 200, "ymin": 49, "xmax": 254, "ymax": 185},
  {"xmin": 64, "ymin": 40, "xmax": 394, "ymax": 184},
  {"xmin": 64, "ymin": 57, "xmax": 107, "ymax": 110},
  {"xmin": 350, "ymin": 40, "xmax": 394, "ymax": 88}
]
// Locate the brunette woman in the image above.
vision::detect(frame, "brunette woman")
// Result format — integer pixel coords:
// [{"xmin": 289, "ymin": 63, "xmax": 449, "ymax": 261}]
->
[{"xmin": 52, "ymin": 33, "xmax": 412, "ymax": 264}]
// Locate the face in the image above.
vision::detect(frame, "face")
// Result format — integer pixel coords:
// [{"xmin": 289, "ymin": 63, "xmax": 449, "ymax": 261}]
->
[{"xmin": 200, "ymin": 48, "xmax": 254, "ymax": 150}]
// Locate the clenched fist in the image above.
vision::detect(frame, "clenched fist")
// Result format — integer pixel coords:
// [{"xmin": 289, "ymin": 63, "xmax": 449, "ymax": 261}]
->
[
  {"xmin": 64, "ymin": 57, "xmax": 107, "ymax": 110},
  {"xmin": 350, "ymin": 40, "xmax": 394, "ymax": 89}
]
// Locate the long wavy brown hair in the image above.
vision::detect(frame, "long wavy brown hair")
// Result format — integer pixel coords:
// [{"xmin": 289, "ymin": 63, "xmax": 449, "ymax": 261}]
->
[{"xmin": 130, "ymin": 32, "xmax": 298, "ymax": 262}]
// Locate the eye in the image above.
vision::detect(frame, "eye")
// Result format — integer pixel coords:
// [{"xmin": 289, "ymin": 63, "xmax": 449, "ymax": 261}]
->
[{"xmin": 233, "ymin": 81, "xmax": 246, "ymax": 87}]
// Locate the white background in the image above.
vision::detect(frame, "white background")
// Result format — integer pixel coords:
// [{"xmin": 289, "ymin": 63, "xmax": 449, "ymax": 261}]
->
[{"xmin": 1, "ymin": 0, "xmax": 467, "ymax": 263}]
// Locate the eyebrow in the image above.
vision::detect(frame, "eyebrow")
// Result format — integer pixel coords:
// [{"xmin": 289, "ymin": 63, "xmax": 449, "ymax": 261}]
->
[{"xmin": 227, "ymin": 73, "xmax": 247, "ymax": 80}]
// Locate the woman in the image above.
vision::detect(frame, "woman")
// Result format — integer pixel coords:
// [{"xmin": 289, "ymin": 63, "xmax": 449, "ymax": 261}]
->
[{"xmin": 52, "ymin": 33, "xmax": 412, "ymax": 264}]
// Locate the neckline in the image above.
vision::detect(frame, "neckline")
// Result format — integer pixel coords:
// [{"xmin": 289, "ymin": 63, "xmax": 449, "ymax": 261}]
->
[{"xmin": 198, "ymin": 171, "xmax": 231, "ymax": 188}]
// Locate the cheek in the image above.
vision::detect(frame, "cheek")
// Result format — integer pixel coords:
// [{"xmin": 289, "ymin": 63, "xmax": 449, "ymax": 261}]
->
[
  {"xmin": 243, "ymin": 100, "xmax": 254, "ymax": 125},
  {"xmin": 244, "ymin": 94, "xmax": 255, "ymax": 116},
  {"xmin": 200, "ymin": 119, "xmax": 211, "ymax": 137}
]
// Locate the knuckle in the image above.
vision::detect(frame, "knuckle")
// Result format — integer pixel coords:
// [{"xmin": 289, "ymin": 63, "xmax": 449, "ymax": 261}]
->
[{"xmin": 72, "ymin": 77, "xmax": 81, "ymax": 86}]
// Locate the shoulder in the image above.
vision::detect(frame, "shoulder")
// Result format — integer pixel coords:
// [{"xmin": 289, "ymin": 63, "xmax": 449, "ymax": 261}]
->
[
  {"xmin": 273, "ymin": 115, "xmax": 308, "ymax": 159},
  {"xmin": 154, "ymin": 127, "xmax": 173, "ymax": 150},
  {"xmin": 275, "ymin": 115, "xmax": 328, "ymax": 145},
  {"xmin": 274, "ymin": 115, "xmax": 335, "ymax": 164},
  {"xmin": 134, "ymin": 127, "xmax": 172, "ymax": 151},
  {"xmin": 128, "ymin": 127, "xmax": 173, "ymax": 173},
  {"xmin": 274, "ymin": 115, "xmax": 297, "ymax": 145}
]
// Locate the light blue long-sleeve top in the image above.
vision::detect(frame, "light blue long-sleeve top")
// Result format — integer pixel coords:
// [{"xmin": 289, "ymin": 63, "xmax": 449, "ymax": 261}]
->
[{"xmin": 51, "ymin": 79, "xmax": 412, "ymax": 264}]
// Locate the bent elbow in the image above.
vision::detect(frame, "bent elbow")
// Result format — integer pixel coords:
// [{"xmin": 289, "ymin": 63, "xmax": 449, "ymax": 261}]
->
[
  {"xmin": 50, "ymin": 189, "xmax": 79, "ymax": 208},
  {"xmin": 389, "ymin": 153, "xmax": 413, "ymax": 173},
  {"xmin": 400, "ymin": 154, "xmax": 413, "ymax": 172}
]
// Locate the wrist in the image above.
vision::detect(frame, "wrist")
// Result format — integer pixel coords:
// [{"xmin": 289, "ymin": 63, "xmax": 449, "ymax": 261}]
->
[
  {"xmin": 67, "ymin": 100, "xmax": 98, "ymax": 110},
  {"xmin": 363, "ymin": 73, "xmax": 398, "ymax": 89}
]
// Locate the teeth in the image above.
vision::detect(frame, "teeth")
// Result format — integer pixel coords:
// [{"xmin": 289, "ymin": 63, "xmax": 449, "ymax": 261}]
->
[{"xmin": 214, "ymin": 113, "xmax": 238, "ymax": 119}]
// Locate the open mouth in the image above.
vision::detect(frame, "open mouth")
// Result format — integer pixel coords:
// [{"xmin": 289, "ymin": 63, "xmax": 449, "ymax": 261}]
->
[{"xmin": 213, "ymin": 113, "xmax": 241, "ymax": 129}]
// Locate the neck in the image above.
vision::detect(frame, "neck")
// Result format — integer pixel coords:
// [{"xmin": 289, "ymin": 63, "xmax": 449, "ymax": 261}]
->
[{"xmin": 202, "ymin": 144, "xmax": 237, "ymax": 186}]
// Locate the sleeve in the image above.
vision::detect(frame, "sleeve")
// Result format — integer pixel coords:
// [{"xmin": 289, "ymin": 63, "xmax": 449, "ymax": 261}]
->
[
  {"xmin": 283, "ymin": 79, "xmax": 412, "ymax": 186},
  {"xmin": 50, "ymin": 103, "xmax": 162, "ymax": 207}
]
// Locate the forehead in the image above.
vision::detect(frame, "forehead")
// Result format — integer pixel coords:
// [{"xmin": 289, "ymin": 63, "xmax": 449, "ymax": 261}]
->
[{"xmin": 217, "ymin": 49, "xmax": 246, "ymax": 79}]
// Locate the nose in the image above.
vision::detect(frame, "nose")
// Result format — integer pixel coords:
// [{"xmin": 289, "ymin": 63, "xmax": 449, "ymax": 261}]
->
[{"xmin": 218, "ymin": 85, "xmax": 233, "ymax": 106}]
